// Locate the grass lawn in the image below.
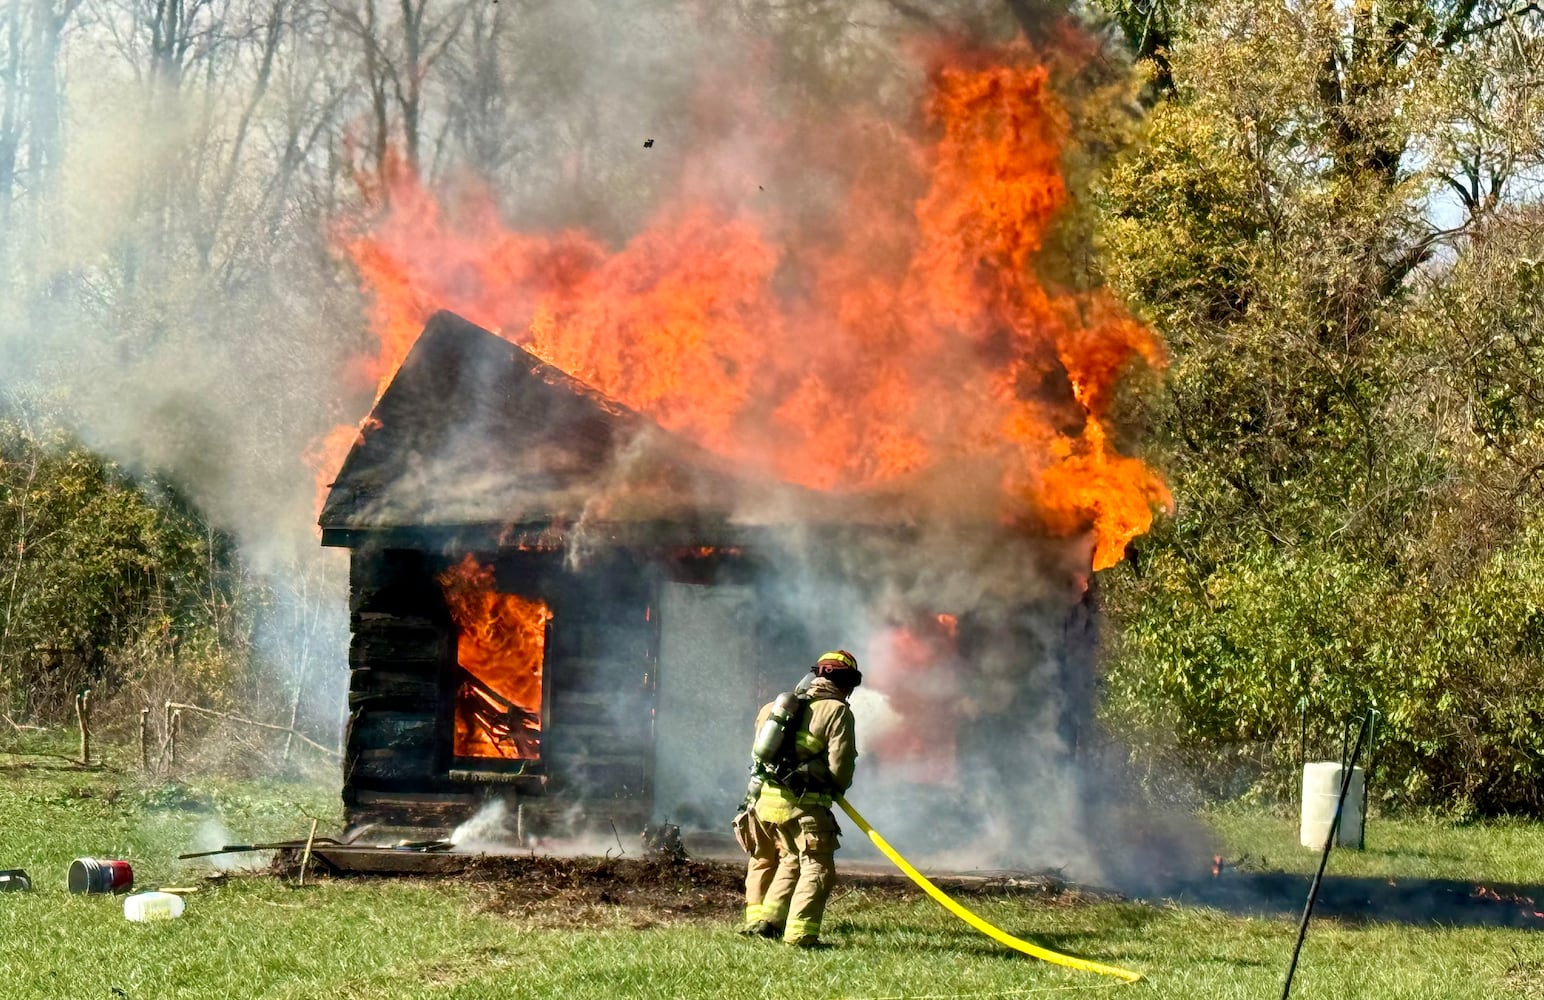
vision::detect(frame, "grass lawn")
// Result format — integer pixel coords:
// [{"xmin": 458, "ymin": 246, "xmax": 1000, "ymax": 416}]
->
[{"xmin": 4, "ymin": 731, "xmax": 1544, "ymax": 999}]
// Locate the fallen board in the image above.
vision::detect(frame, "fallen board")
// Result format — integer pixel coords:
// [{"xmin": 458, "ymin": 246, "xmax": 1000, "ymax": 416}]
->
[{"xmin": 294, "ymin": 845, "xmax": 481, "ymax": 876}]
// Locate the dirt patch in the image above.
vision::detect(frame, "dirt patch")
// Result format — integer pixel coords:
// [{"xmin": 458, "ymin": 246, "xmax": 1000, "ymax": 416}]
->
[
  {"xmin": 440, "ymin": 855, "xmax": 1114, "ymax": 929},
  {"xmin": 463, "ymin": 856, "xmax": 744, "ymax": 928},
  {"xmin": 262, "ymin": 849, "xmax": 1117, "ymax": 930}
]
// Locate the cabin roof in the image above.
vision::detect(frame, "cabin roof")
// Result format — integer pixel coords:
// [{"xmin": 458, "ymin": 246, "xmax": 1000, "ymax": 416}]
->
[{"xmin": 319, "ymin": 312, "xmax": 898, "ymax": 547}]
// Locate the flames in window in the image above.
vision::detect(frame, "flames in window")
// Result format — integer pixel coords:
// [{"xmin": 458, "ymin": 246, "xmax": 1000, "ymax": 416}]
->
[{"xmin": 438, "ymin": 555, "xmax": 553, "ymax": 761}]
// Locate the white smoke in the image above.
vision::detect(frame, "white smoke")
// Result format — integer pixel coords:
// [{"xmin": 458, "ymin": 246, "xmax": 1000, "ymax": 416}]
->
[
  {"xmin": 189, "ymin": 818, "xmax": 274, "ymax": 874},
  {"xmin": 450, "ymin": 799, "xmax": 517, "ymax": 851},
  {"xmin": 0, "ymin": 1, "xmax": 1209, "ymax": 891},
  {"xmin": 848, "ymin": 687, "xmax": 902, "ymax": 758}
]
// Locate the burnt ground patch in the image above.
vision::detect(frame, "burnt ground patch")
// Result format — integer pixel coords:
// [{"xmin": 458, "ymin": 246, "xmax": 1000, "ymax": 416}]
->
[
  {"xmin": 272, "ymin": 853, "xmax": 1116, "ymax": 930},
  {"xmin": 1172, "ymin": 867, "xmax": 1544, "ymax": 930}
]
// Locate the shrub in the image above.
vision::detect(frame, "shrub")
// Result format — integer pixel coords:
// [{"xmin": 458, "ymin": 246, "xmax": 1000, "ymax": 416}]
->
[{"xmin": 1101, "ymin": 522, "xmax": 1544, "ymax": 815}]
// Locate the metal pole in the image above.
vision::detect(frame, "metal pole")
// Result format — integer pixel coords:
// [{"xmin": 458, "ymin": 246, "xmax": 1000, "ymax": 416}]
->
[
  {"xmin": 74, "ymin": 693, "xmax": 85, "ymax": 765},
  {"xmin": 1281, "ymin": 710, "xmax": 1373, "ymax": 1000},
  {"xmin": 1358, "ymin": 710, "xmax": 1378, "ymax": 851},
  {"xmin": 1298, "ymin": 697, "xmax": 1307, "ymax": 771}
]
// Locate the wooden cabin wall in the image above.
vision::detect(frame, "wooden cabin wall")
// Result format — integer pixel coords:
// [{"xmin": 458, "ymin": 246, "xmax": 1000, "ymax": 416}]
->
[
  {"xmin": 336, "ymin": 536, "xmax": 1096, "ymax": 843},
  {"xmin": 342, "ymin": 547, "xmax": 463, "ymax": 830},
  {"xmin": 340, "ymin": 544, "xmax": 661, "ymax": 838}
]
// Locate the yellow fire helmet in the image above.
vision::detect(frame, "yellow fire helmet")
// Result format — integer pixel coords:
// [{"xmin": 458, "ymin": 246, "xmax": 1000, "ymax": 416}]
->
[
  {"xmin": 817, "ymin": 650, "xmax": 858, "ymax": 670},
  {"xmin": 814, "ymin": 650, "xmax": 862, "ymax": 688}
]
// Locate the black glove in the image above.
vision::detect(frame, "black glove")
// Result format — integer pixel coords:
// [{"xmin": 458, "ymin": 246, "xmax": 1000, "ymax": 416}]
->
[
  {"xmin": 774, "ymin": 761, "xmax": 807, "ymax": 794},
  {"xmin": 780, "ymin": 760, "xmax": 831, "ymax": 796}
]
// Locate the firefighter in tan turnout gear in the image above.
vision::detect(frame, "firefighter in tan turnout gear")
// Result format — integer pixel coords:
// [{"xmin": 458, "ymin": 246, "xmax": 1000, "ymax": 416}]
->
[{"xmin": 734, "ymin": 650, "xmax": 860, "ymax": 947}]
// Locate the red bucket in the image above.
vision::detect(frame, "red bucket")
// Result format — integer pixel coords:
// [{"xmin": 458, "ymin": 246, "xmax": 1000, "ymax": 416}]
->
[{"xmin": 67, "ymin": 858, "xmax": 133, "ymax": 894}]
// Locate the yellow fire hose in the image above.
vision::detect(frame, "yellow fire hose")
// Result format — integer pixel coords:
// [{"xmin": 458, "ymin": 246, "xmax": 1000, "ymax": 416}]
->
[{"xmin": 836, "ymin": 796, "xmax": 1143, "ymax": 984}]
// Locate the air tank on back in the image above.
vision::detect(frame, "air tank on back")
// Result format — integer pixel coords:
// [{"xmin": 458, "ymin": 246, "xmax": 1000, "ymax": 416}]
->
[{"xmin": 752, "ymin": 690, "xmax": 803, "ymax": 764}]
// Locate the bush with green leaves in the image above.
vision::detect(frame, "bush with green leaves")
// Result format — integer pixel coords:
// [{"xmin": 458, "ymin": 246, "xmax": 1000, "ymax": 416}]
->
[
  {"xmin": 0, "ymin": 419, "xmax": 246, "ymax": 721},
  {"xmin": 1102, "ymin": 523, "xmax": 1544, "ymax": 814}
]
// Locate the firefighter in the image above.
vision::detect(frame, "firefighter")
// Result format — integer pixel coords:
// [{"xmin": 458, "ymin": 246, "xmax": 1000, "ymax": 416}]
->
[{"xmin": 735, "ymin": 650, "xmax": 860, "ymax": 947}]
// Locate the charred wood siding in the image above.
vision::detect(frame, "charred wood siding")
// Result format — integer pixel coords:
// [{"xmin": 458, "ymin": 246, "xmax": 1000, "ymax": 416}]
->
[
  {"xmin": 342, "ymin": 548, "xmax": 457, "ymax": 815},
  {"xmin": 340, "ymin": 544, "xmax": 662, "ymax": 835}
]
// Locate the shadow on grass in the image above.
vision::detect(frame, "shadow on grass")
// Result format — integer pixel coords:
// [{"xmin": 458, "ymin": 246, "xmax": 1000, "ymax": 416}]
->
[{"xmin": 1172, "ymin": 871, "xmax": 1544, "ymax": 929}]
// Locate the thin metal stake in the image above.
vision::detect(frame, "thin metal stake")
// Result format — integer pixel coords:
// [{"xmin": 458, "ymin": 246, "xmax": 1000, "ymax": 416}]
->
[
  {"xmin": 1359, "ymin": 710, "xmax": 1379, "ymax": 851},
  {"xmin": 75, "ymin": 691, "xmax": 91, "ymax": 766},
  {"xmin": 1282, "ymin": 710, "xmax": 1373, "ymax": 1000}
]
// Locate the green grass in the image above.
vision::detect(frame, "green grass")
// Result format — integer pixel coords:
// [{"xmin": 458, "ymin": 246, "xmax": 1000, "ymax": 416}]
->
[
  {"xmin": 1206, "ymin": 804, "xmax": 1544, "ymax": 883},
  {"xmin": 4, "ymin": 732, "xmax": 1544, "ymax": 999}
]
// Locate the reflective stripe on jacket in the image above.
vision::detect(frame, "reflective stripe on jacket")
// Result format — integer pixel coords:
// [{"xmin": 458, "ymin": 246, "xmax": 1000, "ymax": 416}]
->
[{"xmin": 752, "ymin": 676, "xmax": 856, "ymax": 823}]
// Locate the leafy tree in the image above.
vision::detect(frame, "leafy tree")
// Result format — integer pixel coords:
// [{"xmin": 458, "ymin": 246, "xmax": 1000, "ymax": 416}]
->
[
  {"xmin": 1092, "ymin": 0, "xmax": 1544, "ymax": 812},
  {"xmin": 0, "ymin": 417, "xmax": 243, "ymax": 721}
]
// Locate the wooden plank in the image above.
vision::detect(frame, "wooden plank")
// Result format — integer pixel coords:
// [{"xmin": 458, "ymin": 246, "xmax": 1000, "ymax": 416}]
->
[
  {"xmin": 307, "ymin": 848, "xmax": 478, "ymax": 876},
  {"xmin": 447, "ymin": 769, "xmax": 547, "ymax": 787},
  {"xmin": 350, "ymin": 632, "xmax": 450, "ymax": 664},
  {"xmin": 348, "ymin": 711, "xmax": 436, "ymax": 752},
  {"xmin": 351, "ymin": 747, "xmax": 437, "ymax": 783},
  {"xmin": 347, "ymin": 669, "xmax": 439, "ymax": 707},
  {"xmin": 351, "ymin": 788, "xmax": 477, "ymax": 806},
  {"xmin": 353, "ymin": 610, "xmax": 446, "ymax": 631}
]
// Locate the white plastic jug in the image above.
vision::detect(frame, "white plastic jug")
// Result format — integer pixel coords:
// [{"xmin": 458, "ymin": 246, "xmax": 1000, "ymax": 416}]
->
[
  {"xmin": 124, "ymin": 891, "xmax": 186, "ymax": 922},
  {"xmin": 1299, "ymin": 762, "xmax": 1365, "ymax": 848}
]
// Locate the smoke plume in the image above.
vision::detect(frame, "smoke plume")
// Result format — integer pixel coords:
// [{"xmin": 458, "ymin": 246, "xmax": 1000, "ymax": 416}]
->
[{"xmin": 0, "ymin": 0, "xmax": 1204, "ymax": 888}]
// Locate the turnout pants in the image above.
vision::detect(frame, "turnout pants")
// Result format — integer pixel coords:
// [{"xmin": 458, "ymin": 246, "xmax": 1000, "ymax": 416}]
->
[
  {"xmin": 736, "ymin": 808, "xmax": 780, "ymax": 927},
  {"xmin": 752, "ymin": 805, "xmax": 840, "ymax": 942}
]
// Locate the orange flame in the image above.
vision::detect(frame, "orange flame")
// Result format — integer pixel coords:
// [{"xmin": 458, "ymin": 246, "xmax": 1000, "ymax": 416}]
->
[
  {"xmin": 320, "ymin": 41, "xmax": 1170, "ymax": 569},
  {"xmin": 437, "ymin": 555, "xmax": 553, "ymax": 760},
  {"xmin": 867, "ymin": 615, "xmax": 962, "ymax": 782}
]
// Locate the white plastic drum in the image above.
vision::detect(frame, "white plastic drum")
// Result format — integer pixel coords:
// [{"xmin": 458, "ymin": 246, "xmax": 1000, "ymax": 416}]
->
[{"xmin": 1299, "ymin": 761, "xmax": 1364, "ymax": 849}]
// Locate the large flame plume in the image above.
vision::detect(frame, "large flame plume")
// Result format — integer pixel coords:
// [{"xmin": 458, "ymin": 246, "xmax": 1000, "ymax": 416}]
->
[{"xmin": 324, "ymin": 41, "xmax": 1169, "ymax": 569}]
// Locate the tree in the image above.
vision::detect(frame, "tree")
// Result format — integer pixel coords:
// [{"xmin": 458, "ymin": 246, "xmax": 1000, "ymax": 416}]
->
[
  {"xmin": 326, "ymin": 0, "xmax": 470, "ymax": 181},
  {"xmin": 0, "ymin": 416, "xmax": 242, "ymax": 721},
  {"xmin": 0, "ymin": 0, "xmax": 84, "ymax": 275},
  {"xmin": 1092, "ymin": 0, "xmax": 1544, "ymax": 811}
]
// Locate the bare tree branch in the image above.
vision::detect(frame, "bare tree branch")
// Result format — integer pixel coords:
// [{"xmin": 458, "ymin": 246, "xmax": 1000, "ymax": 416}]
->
[{"xmin": 1441, "ymin": 1, "xmax": 1542, "ymax": 49}]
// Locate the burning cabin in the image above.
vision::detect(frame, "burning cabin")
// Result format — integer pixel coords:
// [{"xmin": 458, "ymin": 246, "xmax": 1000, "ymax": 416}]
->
[{"xmin": 320, "ymin": 310, "xmax": 1098, "ymax": 846}]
